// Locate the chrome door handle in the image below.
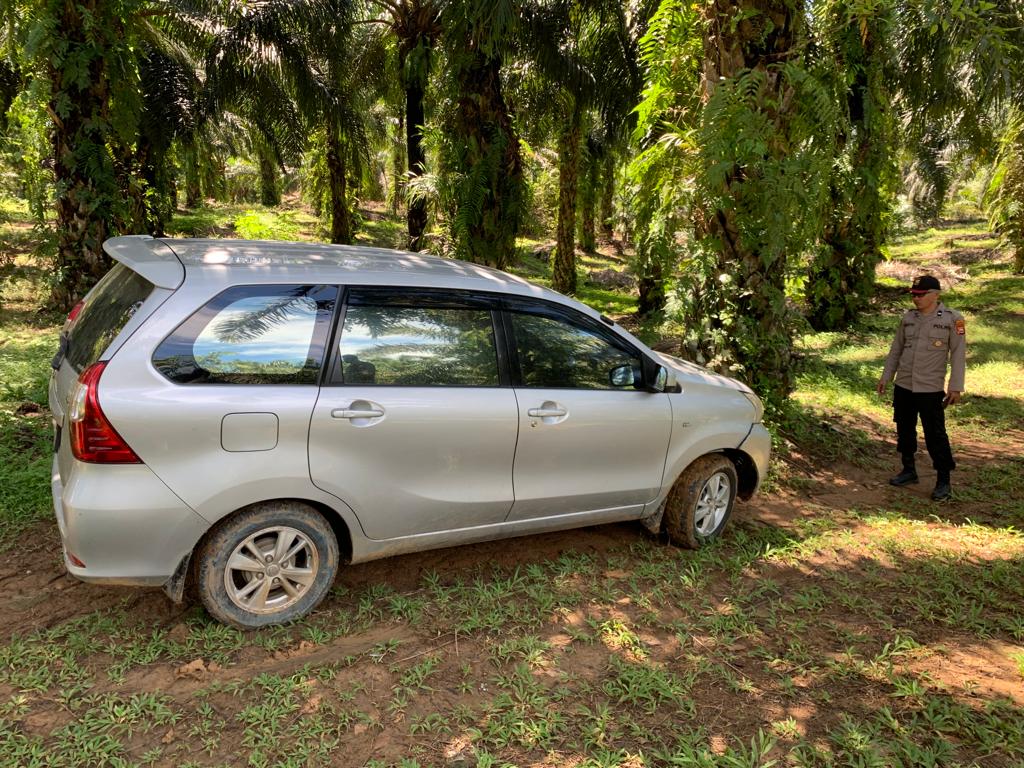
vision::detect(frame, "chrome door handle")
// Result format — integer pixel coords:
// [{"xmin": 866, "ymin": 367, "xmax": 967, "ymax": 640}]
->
[
  {"xmin": 332, "ymin": 407, "xmax": 385, "ymax": 419},
  {"xmin": 527, "ymin": 407, "xmax": 567, "ymax": 418}
]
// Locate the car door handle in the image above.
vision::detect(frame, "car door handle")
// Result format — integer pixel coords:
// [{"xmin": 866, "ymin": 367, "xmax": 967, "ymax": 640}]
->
[
  {"xmin": 332, "ymin": 407, "xmax": 385, "ymax": 419},
  {"xmin": 527, "ymin": 407, "xmax": 567, "ymax": 418}
]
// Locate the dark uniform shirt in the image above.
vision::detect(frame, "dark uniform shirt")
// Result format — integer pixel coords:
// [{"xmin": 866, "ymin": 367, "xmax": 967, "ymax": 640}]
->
[{"xmin": 881, "ymin": 302, "xmax": 966, "ymax": 392}]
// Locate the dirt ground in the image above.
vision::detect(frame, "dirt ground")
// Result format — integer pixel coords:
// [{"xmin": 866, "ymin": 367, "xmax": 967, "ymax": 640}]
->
[{"xmin": 2, "ymin": 410, "xmax": 1022, "ymax": 766}]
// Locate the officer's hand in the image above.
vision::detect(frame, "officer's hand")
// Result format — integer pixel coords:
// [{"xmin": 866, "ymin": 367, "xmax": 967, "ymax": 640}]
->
[
  {"xmin": 876, "ymin": 379, "xmax": 887, "ymax": 396},
  {"xmin": 944, "ymin": 390, "xmax": 962, "ymax": 406}
]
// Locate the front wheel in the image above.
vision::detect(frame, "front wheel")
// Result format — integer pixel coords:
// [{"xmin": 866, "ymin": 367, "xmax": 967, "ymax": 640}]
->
[
  {"xmin": 196, "ymin": 502, "xmax": 339, "ymax": 629},
  {"xmin": 662, "ymin": 455, "xmax": 738, "ymax": 549}
]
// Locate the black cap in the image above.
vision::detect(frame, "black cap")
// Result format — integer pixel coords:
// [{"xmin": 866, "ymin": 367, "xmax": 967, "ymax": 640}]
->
[{"xmin": 909, "ymin": 275, "xmax": 940, "ymax": 294}]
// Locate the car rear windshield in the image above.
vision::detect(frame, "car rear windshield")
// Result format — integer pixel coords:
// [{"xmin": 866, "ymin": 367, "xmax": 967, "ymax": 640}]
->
[{"xmin": 66, "ymin": 263, "xmax": 155, "ymax": 372}]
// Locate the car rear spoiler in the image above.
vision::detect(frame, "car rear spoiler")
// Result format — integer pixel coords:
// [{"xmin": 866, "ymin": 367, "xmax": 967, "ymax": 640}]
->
[{"xmin": 103, "ymin": 235, "xmax": 185, "ymax": 290}]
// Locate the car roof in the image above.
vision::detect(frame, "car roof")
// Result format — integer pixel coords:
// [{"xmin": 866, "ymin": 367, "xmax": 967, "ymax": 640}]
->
[{"xmin": 104, "ymin": 235, "xmax": 571, "ymax": 307}]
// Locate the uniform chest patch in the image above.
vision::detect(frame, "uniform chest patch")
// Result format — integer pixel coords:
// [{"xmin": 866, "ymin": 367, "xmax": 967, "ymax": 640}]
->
[
  {"xmin": 933, "ymin": 339, "xmax": 943, "ymax": 347},
  {"xmin": 955, "ymin": 319, "xmax": 965, "ymax": 335}
]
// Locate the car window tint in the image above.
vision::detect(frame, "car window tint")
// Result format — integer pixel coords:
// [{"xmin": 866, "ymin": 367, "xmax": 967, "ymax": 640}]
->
[
  {"xmin": 338, "ymin": 305, "xmax": 499, "ymax": 386},
  {"xmin": 511, "ymin": 311, "xmax": 639, "ymax": 389},
  {"xmin": 66, "ymin": 264, "xmax": 155, "ymax": 372},
  {"xmin": 153, "ymin": 285, "xmax": 336, "ymax": 384}
]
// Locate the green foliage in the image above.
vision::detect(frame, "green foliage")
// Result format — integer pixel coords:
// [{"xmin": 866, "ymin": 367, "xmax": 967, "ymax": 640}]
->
[
  {"xmin": 984, "ymin": 109, "xmax": 1024, "ymax": 274},
  {"xmin": 804, "ymin": 0, "xmax": 899, "ymax": 331},
  {"xmin": 0, "ymin": 86, "xmax": 52, "ymax": 224},
  {"xmin": 23, "ymin": 0, "xmax": 148, "ymax": 306},
  {"xmin": 232, "ymin": 209, "xmax": 304, "ymax": 241},
  {"xmin": 631, "ymin": 0, "xmax": 838, "ymax": 404}
]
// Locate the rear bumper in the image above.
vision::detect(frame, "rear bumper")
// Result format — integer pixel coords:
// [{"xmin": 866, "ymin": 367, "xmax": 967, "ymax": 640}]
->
[
  {"xmin": 52, "ymin": 456, "xmax": 209, "ymax": 586},
  {"xmin": 739, "ymin": 423, "xmax": 771, "ymax": 495}
]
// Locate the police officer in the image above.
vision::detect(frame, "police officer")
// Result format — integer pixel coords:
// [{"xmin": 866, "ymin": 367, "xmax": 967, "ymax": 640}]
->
[{"xmin": 876, "ymin": 275, "xmax": 966, "ymax": 501}]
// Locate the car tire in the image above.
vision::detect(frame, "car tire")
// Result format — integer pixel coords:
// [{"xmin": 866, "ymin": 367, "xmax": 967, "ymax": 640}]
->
[
  {"xmin": 196, "ymin": 502, "xmax": 339, "ymax": 629},
  {"xmin": 662, "ymin": 454, "xmax": 738, "ymax": 549}
]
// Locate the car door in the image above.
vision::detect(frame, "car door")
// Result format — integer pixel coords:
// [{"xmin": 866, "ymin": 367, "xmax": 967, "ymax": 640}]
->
[
  {"xmin": 504, "ymin": 299, "xmax": 673, "ymax": 522},
  {"xmin": 308, "ymin": 288, "xmax": 519, "ymax": 540}
]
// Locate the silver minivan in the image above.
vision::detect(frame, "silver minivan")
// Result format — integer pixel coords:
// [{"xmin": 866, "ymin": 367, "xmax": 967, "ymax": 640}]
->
[{"xmin": 49, "ymin": 236, "xmax": 770, "ymax": 628}]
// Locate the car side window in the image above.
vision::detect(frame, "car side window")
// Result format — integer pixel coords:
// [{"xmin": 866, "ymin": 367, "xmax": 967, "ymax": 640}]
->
[
  {"xmin": 337, "ymin": 303, "xmax": 499, "ymax": 387},
  {"xmin": 509, "ymin": 309, "xmax": 641, "ymax": 390},
  {"xmin": 153, "ymin": 285, "xmax": 336, "ymax": 384}
]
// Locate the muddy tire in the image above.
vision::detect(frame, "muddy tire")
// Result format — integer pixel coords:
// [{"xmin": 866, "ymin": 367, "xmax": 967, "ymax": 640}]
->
[
  {"xmin": 196, "ymin": 502, "xmax": 339, "ymax": 629},
  {"xmin": 662, "ymin": 454, "xmax": 738, "ymax": 549}
]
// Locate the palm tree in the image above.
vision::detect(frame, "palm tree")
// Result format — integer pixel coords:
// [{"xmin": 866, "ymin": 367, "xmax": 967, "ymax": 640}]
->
[
  {"xmin": 206, "ymin": 0, "xmax": 386, "ymax": 244},
  {"xmin": 986, "ymin": 110, "xmax": 1024, "ymax": 274},
  {"xmin": 364, "ymin": 0, "xmax": 443, "ymax": 250},
  {"xmin": 631, "ymin": 0, "xmax": 838, "ymax": 401},
  {"xmin": 804, "ymin": 0, "xmax": 897, "ymax": 331},
  {"xmin": 432, "ymin": 0, "xmax": 527, "ymax": 268}
]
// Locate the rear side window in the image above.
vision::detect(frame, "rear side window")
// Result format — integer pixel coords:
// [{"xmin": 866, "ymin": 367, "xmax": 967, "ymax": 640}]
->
[
  {"xmin": 66, "ymin": 264, "xmax": 155, "ymax": 372},
  {"xmin": 153, "ymin": 285, "xmax": 337, "ymax": 384}
]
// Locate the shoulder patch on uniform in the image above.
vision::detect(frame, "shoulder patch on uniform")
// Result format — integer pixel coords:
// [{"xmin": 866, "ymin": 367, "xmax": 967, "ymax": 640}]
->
[{"xmin": 955, "ymin": 319, "xmax": 965, "ymax": 335}]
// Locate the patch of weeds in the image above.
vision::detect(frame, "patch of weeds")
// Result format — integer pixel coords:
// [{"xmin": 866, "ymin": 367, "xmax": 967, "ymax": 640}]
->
[
  {"xmin": 1012, "ymin": 650, "xmax": 1024, "ymax": 680},
  {"xmin": 599, "ymin": 619, "xmax": 647, "ymax": 660},
  {"xmin": 469, "ymin": 663, "xmax": 566, "ymax": 752},
  {"xmin": 353, "ymin": 213, "xmax": 405, "ymax": 249},
  {"xmin": 368, "ymin": 637, "xmax": 401, "ymax": 663},
  {"xmin": 393, "ymin": 654, "xmax": 440, "ymax": 698},
  {"xmin": 654, "ymin": 730, "xmax": 777, "ymax": 767},
  {"xmin": 18, "ymin": 692, "xmax": 182, "ymax": 767},
  {"xmin": 601, "ymin": 655, "xmax": 694, "ymax": 716},
  {"xmin": 0, "ymin": 315, "xmax": 58, "ymax": 548},
  {"xmin": 408, "ymin": 711, "xmax": 450, "ymax": 736},
  {"xmin": 233, "ymin": 672, "xmax": 348, "ymax": 766},
  {"xmin": 490, "ymin": 635, "xmax": 551, "ymax": 669},
  {"xmin": 769, "ymin": 717, "xmax": 801, "ymax": 740}
]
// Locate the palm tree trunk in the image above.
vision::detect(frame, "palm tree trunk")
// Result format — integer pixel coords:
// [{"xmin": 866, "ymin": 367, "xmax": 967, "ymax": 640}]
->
[
  {"xmin": 578, "ymin": 145, "xmax": 598, "ymax": 252},
  {"xmin": 698, "ymin": 0, "xmax": 804, "ymax": 400},
  {"xmin": 406, "ymin": 80, "xmax": 428, "ymax": 250},
  {"xmin": 185, "ymin": 151, "xmax": 202, "ymax": 209},
  {"xmin": 553, "ymin": 100, "xmax": 582, "ymax": 295},
  {"xmin": 256, "ymin": 143, "xmax": 281, "ymax": 207},
  {"xmin": 327, "ymin": 123, "xmax": 352, "ymax": 244},
  {"xmin": 600, "ymin": 152, "xmax": 614, "ymax": 238},
  {"xmin": 805, "ymin": 10, "xmax": 891, "ymax": 331},
  {"xmin": 451, "ymin": 51, "xmax": 523, "ymax": 269},
  {"xmin": 391, "ymin": 111, "xmax": 404, "ymax": 217}
]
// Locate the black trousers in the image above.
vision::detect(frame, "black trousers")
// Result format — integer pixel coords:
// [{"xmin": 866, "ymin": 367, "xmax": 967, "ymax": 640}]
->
[{"xmin": 893, "ymin": 385, "xmax": 955, "ymax": 472}]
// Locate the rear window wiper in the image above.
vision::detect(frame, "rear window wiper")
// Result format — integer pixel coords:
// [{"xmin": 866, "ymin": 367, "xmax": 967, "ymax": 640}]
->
[{"xmin": 51, "ymin": 334, "xmax": 69, "ymax": 371}]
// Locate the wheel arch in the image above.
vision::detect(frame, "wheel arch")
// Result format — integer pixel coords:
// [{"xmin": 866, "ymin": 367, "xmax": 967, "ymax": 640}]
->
[
  {"xmin": 722, "ymin": 448, "xmax": 759, "ymax": 500},
  {"xmin": 166, "ymin": 496, "xmax": 354, "ymax": 604}
]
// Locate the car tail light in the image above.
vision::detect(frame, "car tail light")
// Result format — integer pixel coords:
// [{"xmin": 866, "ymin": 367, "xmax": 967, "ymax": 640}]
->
[{"xmin": 69, "ymin": 362, "xmax": 142, "ymax": 464}]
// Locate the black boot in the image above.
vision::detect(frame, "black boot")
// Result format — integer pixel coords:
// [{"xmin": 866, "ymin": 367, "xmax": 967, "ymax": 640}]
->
[
  {"xmin": 889, "ymin": 455, "xmax": 918, "ymax": 487},
  {"xmin": 932, "ymin": 471, "xmax": 952, "ymax": 501}
]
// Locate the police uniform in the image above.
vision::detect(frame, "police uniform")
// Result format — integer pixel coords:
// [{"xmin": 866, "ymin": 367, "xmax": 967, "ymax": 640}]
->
[{"xmin": 880, "ymin": 289, "xmax": 966, "ymax": 495}]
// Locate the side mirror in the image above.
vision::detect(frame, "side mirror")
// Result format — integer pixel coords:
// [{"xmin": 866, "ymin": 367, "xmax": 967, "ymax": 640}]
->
[
  {"xmin": 609, "ymin": 364, "xmax": 636, "ymax": 388},
  {"xmin": 652, "ymin": 366, "xmax": 668, "ymax": 392},
  {"xmin": 641, "ymin": 356, "xmax": 668, "ymax": 393}
]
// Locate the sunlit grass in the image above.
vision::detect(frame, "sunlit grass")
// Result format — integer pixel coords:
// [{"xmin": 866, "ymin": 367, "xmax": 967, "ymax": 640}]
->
[{"xmin": 883, "ymin": 219, "xmax": 992, "ymax": 261}]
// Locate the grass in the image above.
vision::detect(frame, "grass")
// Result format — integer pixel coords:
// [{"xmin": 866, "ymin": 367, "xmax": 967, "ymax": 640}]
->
[
  {"xmin": 1, "ymin": 209, "xmax": 1024, "ymax": 766},
  {"xmin": 790, "ymin": 220, "xmax": 1024, "ymax": 452}
]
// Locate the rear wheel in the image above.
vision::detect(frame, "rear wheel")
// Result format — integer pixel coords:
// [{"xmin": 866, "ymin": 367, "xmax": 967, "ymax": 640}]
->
[
  {"xmin": 196, "ymin": 502, "xmax": 339, "ymax": 628},
  {"xmin": 662, "ymin": 455, "xmax": 738, "ymax": 548}
]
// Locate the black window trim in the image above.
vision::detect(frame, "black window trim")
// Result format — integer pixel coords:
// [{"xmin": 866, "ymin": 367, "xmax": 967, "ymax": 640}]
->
[
  {"xmin": 152, "ymin": 283, "xmax": 338, "ymax": 386},
  {"xmin": 322, "ymin": 286, "xmax": 510, "ymax": 389}
]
